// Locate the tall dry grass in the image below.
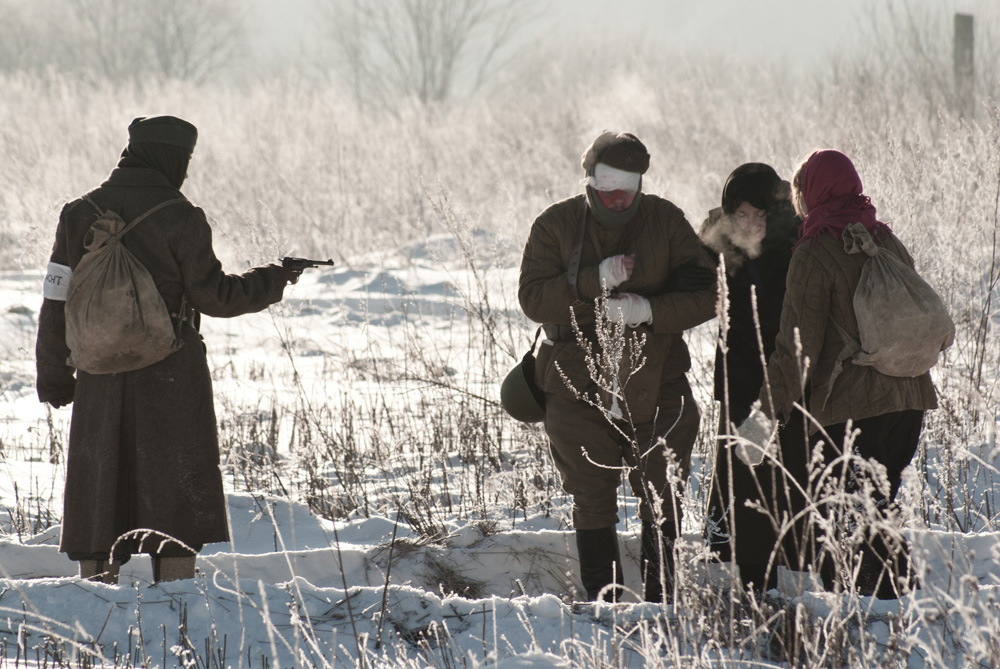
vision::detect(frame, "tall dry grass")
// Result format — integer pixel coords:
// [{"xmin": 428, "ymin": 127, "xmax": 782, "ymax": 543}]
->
[{"xmin": 1, "ymin": 20, "xmax": 999, "ymax": 666}]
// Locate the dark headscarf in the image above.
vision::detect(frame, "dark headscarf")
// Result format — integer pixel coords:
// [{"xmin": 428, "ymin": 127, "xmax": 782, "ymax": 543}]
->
[
  {"xmin": 117, "ymin": 116, "xmax": 198, "ymax": 190},
  {"xmin": 721, "ymin": 163, "xmax": 782, "ymax": 214},
  {"xmin": 795, "ymin": 150, "xmax": 891, "ymax": 249}
]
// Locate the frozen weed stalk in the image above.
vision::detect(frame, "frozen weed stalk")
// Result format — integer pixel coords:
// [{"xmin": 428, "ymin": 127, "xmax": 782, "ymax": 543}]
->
[{"xmin": 1, "ymin": 1, "xmax": 1000, "ymax": 665}]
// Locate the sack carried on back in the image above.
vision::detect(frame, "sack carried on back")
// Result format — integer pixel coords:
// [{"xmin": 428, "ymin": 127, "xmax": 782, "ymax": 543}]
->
[
  {"xmin": 64, "ymin": 196, "xmax": 186, "ymax": 374},
  {"xmin": 843, "ymin": 222, "xmax": 954, "ymax": 377}
]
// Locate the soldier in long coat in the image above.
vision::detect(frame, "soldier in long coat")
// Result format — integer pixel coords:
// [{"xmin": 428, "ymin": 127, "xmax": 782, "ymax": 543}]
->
[
  {"xmin": 518, "ymin": 131, "xmax": 716, "ymax": 602},
  {"xmin": 35, "ymin": 116, "xmax": 299, "ymax": 583}
]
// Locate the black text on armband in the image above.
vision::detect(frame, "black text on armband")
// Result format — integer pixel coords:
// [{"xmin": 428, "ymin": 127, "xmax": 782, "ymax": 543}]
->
[{"xmin": 43, "ymin": 262, "xmax": 72, "ymax": 301}]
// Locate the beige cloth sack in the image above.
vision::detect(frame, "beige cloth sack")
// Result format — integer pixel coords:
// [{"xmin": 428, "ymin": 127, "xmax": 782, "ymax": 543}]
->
[
  {"xmin": 843, "ymin": 223, "xmax": 955, "ymax": 377},
  {"xmin": 65, "ymin": 197, "xmax": 186, "ymax": 374}
]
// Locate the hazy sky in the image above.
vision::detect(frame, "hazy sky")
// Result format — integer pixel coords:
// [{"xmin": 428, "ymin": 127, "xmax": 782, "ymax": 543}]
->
[{"xmin": 248, "ymin": 0, "xmax": 990, "ymax": 72}]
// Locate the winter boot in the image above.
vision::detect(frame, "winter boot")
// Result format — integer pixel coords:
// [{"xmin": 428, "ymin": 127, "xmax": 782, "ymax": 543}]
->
[
  {"xmin": 152, "ymin": 556, "xmax": 197, "ymax": 583},
  {"xmin": 79, "ymin": 559, "xmax": 120, "ymax": 585},
  {"xmin": 575, "ymin": 527, "xmax": 624, "ymax": 602},
  {"xmin": 641, "ymin": 521, "xmax": 677, "ymax": 603}
]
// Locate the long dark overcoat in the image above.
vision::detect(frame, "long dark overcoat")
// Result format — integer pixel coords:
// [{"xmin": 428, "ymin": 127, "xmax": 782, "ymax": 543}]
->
[
  {"xmin": 699, "ymin": 202, "xmax": 804, "ymax": 581},
  {"xmin": 36, "ymin": 167, "xmax": 286, "ymax": 560}
]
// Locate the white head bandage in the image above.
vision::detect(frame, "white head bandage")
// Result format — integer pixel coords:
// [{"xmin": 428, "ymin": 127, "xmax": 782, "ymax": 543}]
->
[
  {"xmin": 587, "ymin": 163, "xmax": 641, "ymax": 193},
  {"xmin": 43, "ymin": 262, "xmax": 72, "ymax": 301}
]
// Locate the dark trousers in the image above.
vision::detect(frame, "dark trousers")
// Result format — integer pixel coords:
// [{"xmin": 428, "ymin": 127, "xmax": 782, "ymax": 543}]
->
[
  {"xmin": 815, "ymin": 410, "xmax": 924, "ymax": 596},
  {"xmin": 822, "ymin": 410, "xmax": 924, "ymax": 503},
  {"xmin": 544, "ymin": 379, "xmax": 699, "ymax": 530},
  {"xmin": 706, "ymin": 408, "xmax": 809, "ymax": 590}
]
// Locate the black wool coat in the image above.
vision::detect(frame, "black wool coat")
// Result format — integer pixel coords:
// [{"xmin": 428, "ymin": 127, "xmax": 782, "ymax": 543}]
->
[
  {"xmin": 699, "ymin": 201, "xmax": 802, "ymax": 576},
  {"xmin": 36, "ymin": 167, "xmax": 286, "ymax": 560},
  {"xmin": 700, "ymin": 201, "xmax": 800, "ymax": 425}
]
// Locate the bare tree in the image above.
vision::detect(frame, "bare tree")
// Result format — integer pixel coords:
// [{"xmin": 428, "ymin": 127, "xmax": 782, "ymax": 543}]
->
[
  {"xmin": 321, "ymin": 0, "xmax": 538, "ymax": 109},
  {"xmin": 0, "ymin": 4, "xmax": 47, "ymax": 72},
  {"xmin": 66, "ymin": 0, "xmax": 149, "ymax": 82},
  {"xmin": 65, "ymin": 0, "xmax": 247, "ymax": 84},
  {"xmin": 146, "ymin": 0, "xmax": 247, "ymax": 84}
]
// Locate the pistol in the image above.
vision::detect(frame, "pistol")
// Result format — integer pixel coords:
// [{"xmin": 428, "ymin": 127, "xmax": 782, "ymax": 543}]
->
[{"xmin": 281, "ymin": 257, "xmax": 335, "ymax": 272}]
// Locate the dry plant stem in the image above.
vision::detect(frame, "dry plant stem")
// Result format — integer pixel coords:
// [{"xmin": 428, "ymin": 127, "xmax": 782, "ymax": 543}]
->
[
  {"xmin": 2, "ymin": 19, "xmax": 1000, "ymax": 662},
  {"xmin": 972, "ymin": 125, "xmax": 1000, "ymax": 392},
  {"xmin": 328, "ymin": 505, "xmax": 366, "ymax": 669},
  {"xmin": 713, "ymin": 258, "xmax": 744, "ymax": 621}
]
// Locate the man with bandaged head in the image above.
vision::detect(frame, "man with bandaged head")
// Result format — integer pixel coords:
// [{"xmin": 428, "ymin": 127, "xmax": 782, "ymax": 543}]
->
[
  {"xmin": 518, "ymin": 131, "xmax": 716, "ymax": 602},
  {"xmin": 35, "ymin": 116, "xmax": 299, "ymax": 584}
]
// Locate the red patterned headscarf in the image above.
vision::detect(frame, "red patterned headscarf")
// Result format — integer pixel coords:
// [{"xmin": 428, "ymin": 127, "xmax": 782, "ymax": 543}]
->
[{"xmin": 795, "ymin": 149, "xmax": 890, "ymax": 249}]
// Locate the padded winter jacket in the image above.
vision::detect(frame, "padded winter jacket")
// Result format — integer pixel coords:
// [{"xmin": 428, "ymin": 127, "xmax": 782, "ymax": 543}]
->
[
  {"xmin": 518, "ymin": 193, "xmax": 716, "ymax": 424},
  {"xmin": 760, "ymin": 230, "xmax": 937, "ymax": 431}
]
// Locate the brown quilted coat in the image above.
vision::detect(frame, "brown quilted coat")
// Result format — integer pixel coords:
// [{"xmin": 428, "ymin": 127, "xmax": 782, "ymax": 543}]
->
[
  {"xmin": 518, "ymin": 193, "xmax": 716, "ymax": 422},
  {"xmin": 36, "ymin": 166, "xmax": 287, "ymax": 560},
  {"xmin": 761, "ymin": 230, "xmax": 937, "ymax": 431}
]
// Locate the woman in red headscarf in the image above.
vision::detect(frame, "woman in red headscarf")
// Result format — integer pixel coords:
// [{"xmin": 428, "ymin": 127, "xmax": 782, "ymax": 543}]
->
[{"xmin": 760, "ymin": 150, "xmax": 941, "ymax": 599}]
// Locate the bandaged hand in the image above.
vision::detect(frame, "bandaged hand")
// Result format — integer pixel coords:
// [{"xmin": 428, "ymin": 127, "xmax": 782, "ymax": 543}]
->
[
  {"xmin": 605, "ymin": 293, "xmax": 652, "ymax": 326},
  {"xmin": 598, "ymin": 254, "xmax": 635, "ymax": 291}
]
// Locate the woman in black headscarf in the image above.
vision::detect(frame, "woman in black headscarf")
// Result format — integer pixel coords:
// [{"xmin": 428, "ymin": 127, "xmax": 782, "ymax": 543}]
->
[{"xmin": 699, "ymin": 163, "xmax": 807, "ymax": 592}]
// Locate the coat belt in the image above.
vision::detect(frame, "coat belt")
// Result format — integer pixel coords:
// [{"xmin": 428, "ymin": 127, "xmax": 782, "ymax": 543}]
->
[{"xmin": 543, "ymin": 324, "xmax": 576, "ymax": 342}]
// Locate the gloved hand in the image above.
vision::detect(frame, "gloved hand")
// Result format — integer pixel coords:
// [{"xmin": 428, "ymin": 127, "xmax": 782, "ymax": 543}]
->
[
  {"xmin": 598, "ymin": 254, "xmax": 635, "ymax": 291},
  {"xmin": 48, "ymin": 396, "xmax": 74, "ymax": 409},
  {"xmin": 605, "ymin": 293, "xmax": 652, "ymax": 327},
  {"xmin": 267, "ymin": 263, "xmax": 301, "ymax": 286},
  {"xmin": 667, "ymin": 260, "xmax": 716, "ymax": 292},
  {"xmin": 734, "ymin": 409, "xmax": 776, "ymax": 466},
  {"xmin": 38, "ymin": 372, "xmax": 75, "ymax": 409}
]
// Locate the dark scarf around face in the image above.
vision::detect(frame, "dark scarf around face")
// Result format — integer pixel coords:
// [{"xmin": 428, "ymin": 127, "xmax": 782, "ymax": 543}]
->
[
  {"xmin": 117, "ymin": 142, "xmax": 192, "ymax": 190},
  {"xmin": 585, "ymin": 169, "xmax": 643, "ymax": 228}
]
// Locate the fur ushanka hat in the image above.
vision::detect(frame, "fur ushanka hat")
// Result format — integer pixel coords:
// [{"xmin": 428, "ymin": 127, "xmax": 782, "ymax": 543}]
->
[
  {"xmin": 721, "ymin": 163, "xmax": 782, "ymax": 214},
  {"xmin": 581, "ymin": 131, "xmax": 650, "ymax": 175}
]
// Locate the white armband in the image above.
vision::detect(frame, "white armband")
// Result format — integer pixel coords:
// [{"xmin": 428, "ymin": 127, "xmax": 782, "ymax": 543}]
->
[{"xmin": 43, "ymin": 262, "xmax": 72, "ymax": 301}]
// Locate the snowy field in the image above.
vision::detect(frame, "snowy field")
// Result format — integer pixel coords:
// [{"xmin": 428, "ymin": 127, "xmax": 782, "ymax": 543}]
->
[
  {"xmin": 1, "ymin": 4, "xmax": 1000, "ymax": 660},
  {"xmin": 1, "ymin": 228, "xmax": 999, "ymax": 667}
]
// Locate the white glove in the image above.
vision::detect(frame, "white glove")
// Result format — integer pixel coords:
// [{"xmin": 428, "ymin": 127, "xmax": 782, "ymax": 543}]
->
[
  {"xmin": 598, "ymin": 254, "xmax": 635, "ymax": 291},
  {"xmin": 605, "ymin": 293, "xmax": 652, "ymax": 327},
  {"xmin": 733, "ymin": 409, "xmax": 776, "ymax": 466}
]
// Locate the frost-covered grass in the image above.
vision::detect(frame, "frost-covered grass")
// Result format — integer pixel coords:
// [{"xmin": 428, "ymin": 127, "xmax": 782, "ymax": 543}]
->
[{"xmin": 0, "ymin": 37, "xmax": 998, "ymax": 667}]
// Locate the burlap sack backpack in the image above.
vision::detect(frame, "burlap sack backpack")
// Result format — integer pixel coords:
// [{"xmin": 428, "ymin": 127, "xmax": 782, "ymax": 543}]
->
[
  {"xmin": 842, "ymin": 222, "xmax": 955, "ymax": 377},
  {"xmin": 64, "ymin": 196, "xmax": 186, "ymax": 374}
]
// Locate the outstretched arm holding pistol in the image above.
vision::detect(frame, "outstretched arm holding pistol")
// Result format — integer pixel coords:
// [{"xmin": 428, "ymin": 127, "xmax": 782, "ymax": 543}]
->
[{"xmin": 279, "ymin": 257, "xmax": 335, "ymax": 284}]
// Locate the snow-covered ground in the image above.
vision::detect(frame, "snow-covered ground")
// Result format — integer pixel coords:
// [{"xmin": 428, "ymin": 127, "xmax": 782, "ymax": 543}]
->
[{"xmin": 1, "ymin": 238, "xmax": 999, "ymax": 667}]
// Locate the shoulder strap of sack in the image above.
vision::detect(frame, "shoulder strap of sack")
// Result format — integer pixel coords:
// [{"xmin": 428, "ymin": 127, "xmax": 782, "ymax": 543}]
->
[
  {"xmin": 82, "ymin": 195, "xmax": 186, "ymax": 238},
  {"xmin": 566, "ymin": 197, "xmax": 588, "ymax": 303}
]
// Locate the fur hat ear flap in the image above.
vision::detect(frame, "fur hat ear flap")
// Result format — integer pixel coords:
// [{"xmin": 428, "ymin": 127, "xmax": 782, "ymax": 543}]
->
[{"xmin": 773, "ymin": 180, "xmax": 792, "ymax": 203}]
